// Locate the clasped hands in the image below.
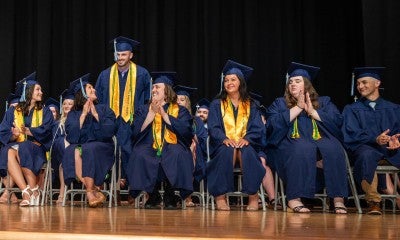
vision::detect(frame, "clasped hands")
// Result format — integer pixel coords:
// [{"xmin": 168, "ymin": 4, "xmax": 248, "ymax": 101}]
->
[
  {"xmin": 82, "ymin": 99, "xmax": 99, "ymax": 120},
  {"xmin": 376, "ymin": 129, "xmax": 400, "ymax": 150},
  {"xmin": 296, "ymin": 90, "xmax": 316, "ymax": 116},
  {"xmin": 223, "ymin": 138, "xmax": 249, "ymax": 148},
  {"xmin": 150, "ymin": 100, "xmax": 166, "ymax": 116}
]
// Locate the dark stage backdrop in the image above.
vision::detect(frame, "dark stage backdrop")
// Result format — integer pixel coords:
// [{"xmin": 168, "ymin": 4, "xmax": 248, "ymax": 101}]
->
[{"xmin": 0, "ymin": 0, "xmax": 399, "ymax": 116}]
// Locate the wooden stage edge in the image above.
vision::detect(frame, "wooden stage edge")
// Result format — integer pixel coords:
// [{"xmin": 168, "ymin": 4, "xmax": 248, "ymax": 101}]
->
[{"xmin": 0, "ymin": 231, "xmax": 218, "ymax": 240}]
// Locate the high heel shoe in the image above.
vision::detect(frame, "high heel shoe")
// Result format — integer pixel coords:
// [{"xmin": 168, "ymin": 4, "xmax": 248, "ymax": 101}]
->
[
  {"xmin": 19, "ymin": 185, "xmax": 31, "ymax": 207},
  {"xmin": 87, "ymin": 190, "xmax": 103, "ymax": 208},
  {"xmin": 30, "ymin": 185, "xmax": 41, "ymax": 206}
]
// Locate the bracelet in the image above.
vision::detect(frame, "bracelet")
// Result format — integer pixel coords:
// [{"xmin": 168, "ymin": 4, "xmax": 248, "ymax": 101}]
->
[{"xmin": 296, "ymin": 104, "xmax": 304, "ymax": 109}]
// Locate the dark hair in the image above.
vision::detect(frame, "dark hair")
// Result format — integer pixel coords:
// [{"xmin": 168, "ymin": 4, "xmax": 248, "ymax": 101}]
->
[
  {"xmin": 16, "ymin": 84, "xmax": 43, "ymax": 115},
  {"xmin": 73, "ymin": 88, "xmax": 98, "ymax": 111},
  {"xmin": 216, "ymin": 74, "xmax": 250, "ymax": 101},
  {"xmin": 216, "ymin": 74, "xmax": 250, "ymax": 118},
  {"xmin": 284, "ymin": 77, "xmax": 319, "ymax": 109}
]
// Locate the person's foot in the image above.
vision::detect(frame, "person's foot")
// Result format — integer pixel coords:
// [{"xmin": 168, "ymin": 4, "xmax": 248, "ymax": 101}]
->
[
  {"xmin": 367, "ymin": 201, "xmax": 382, "ymax": 215},
  {"xmin": 333, "ymin": 198, "xmax": 347, "ymax": 214},
  {"xmin": 288, "ymin": 198, "xmax": 310, "ymax": 213},
  {"xmin": 0, "ymin": 190, "xmax": 10, "ymax": 204},
  {"xmin": 56, "ymin": 195, "xmax": 64, "ymax": 206},
  {"xmin": 246, "ymin": 194, "xmax": 259, "ymax": 211},
  {"xmin": 215, "ymin": 195, "xmax": 230, "ymax": 211}
]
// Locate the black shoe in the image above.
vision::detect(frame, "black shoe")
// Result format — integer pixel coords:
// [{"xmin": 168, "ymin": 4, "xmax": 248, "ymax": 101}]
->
[
  {"xmin": 163, "ymin": 190, "xmax": 181, "ymax": 210},
  {"xmin": 144, "ymin": 192, "xmax": 162, "ymax": 209}
]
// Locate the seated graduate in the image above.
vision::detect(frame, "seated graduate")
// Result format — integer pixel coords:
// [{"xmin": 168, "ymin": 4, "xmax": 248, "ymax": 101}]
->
[
  {"xmin": 175, "ymin": 85, "xmax": 208, "ymax": 207},
  {"xmin": 195, "ymin": 98, "xmax": 210, "ymax": 128},
  {"xmin": 342, "ymin": 67, "xmax": 400, "ymax": 215},
  {"xmin": 249, "ymin": 92, "xmax": 276, "ymax": 209},
  {"xmin": 126, "ymin": 72, "xmax": 194, "ymax": 209},
  {"xmin": 266, "ymin": 62, "xmax": 348, "ymax": 214},
  {"xmin": 0, "ymin": 72, "xmax": 54, "ymax": 207},
  {"xmin": 0, "ymin": 93, "xmax": 21, "ymax": 204},
  {"xmin": 62, "ymin": 74, "xmax": 116, "ymax": 208},
  {"xmin": 206, "ymin": 60, "xmax": 265, "ymax": 211},
  {"xmin": 49, "ymin": 89, "xmax": 74, "ymax": 205}
]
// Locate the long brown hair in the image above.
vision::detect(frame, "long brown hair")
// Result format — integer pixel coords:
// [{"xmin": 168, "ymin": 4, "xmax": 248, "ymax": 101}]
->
[
  {"xmin": 284, "ymin": 77, "xmax": 319, "ymax": 109},
  {"xmin": 16, "ymin": 84, "xmax": 43, "ymax": 115}
]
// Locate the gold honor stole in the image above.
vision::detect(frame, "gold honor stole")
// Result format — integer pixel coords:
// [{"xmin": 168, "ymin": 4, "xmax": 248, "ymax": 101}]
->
[
  {"xmin": 152, "ymin": 103, "xmax": 179, "ymax": 157},
  {"xmin": 109, "ymin": 62, "xmax": 137, "ymax": 123},
  {"xmin": 221, "ymin": 98, "xmax": 250, "ymax": 141},
  {"xmin": 13, "ymin": 108, "xmax": 43, "ymax": 142}
]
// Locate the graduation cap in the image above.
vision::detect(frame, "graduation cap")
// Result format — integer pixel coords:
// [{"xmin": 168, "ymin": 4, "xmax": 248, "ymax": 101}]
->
[
  {"xmin": 195, "ymin": 98, "xmax": 210, "ymax": 110},
  {"xmin": 350, "ymin": 67, "xmax": 385, "ymax": 96},
  {"xmin": 5, "ymin": 93, "xmax": 20, "ymax": 111},
  {"xmin": 58, "ymin": 89, "xmax": 75, "ymax": 115},
  {"xmin": 111, "ymin": 36, "xmax": 140, "ymax": 61},
  {"xmin": 249, "ymin": 92, "xmax": 267, "ymax": 116},
  {"xmin": 15, "ymin": 72, "xmax": 37, "ymax": 102},
  {"xmin": 151, "ymin": 72, "xmax": 177, "ymax": 86},
  {"xmin": 45, "ymin": 97, "xmax": 60, "ymax": 113},
  {"xmin": 69, "ymin": 73, "xmax": 91, "ymax": 99},
  {"xmin": 220, "ymin": 60, "xmax": 253, "ymax": 92},
  {"xmin": 174, "ymin": 85, "xmax": 198, "ymax": 97},
  {"xmin": 286, "ymin": 62, "xmax": 320, "ymax": 82}
]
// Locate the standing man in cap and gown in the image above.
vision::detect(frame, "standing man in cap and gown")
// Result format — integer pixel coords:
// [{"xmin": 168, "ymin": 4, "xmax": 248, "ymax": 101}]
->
[
  {"xmin": 342, "ymin": 67, "xmax": 400, "ymax": 215},
  {"xmin": 95, "ymin": 36, "xmax": 151, "ymax": 191}
]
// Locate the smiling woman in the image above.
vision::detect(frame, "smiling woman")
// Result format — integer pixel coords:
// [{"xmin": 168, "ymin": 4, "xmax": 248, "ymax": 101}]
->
[{"xmin": 0, "ymin": 72, "xmax": 54, "ymax": 207}]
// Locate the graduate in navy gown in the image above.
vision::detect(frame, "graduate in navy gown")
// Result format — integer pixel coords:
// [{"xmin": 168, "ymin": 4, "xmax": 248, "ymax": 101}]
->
[
  {"xmin": 95, "ymin": 36, "xmax": 151, "ymax": 189},
  {"xmin": 342, "ymin": 67, "xmax": 400, "ymax": 215},
  {"xmin": 175, "ymin": 85, "xmax": 208, "ymax": 207},
  {"xmin": 0, "ymin": 93, "xmax": 21, "ymax": 204},
  {"xmin": 207, "ymin": 60, "xmax": 265, "ymax": 211},
  {"xmin": 0, "ymin": 72, "xmax": 54, "ymax": 207},
  {"xmin": 126, "ymin": 72, "xmax": 194, "ymax": 209},
  {"xmin": 249, "ymin": 92, "xmax": 276, "ymax": 208},
  {"xmin": 266, "ymin": 62, "xmax": 348, "ymax": 213},
  {"xmin": 195, "ymin": 98, "xmax": 210, "ymax": 129},
  {"xmin": 49, "ymin": 89, "xmax": 74, "ymax": 205},
  {"xmin": 62, "ymin": 74, "xmax": 116, "ymax": 208}
]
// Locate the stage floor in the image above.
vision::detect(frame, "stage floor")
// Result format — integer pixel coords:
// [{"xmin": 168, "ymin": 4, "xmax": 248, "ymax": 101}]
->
[{"xmin": 0, "ymin": 204, "xmax": 399, "ymax": 239}]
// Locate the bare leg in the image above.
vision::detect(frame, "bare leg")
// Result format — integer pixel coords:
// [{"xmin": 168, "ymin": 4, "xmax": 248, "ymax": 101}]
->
[
  {"xmin": 260, "ymin": 157, "xmax": 275, "ymax": 202},
  {"xmin": 74, "ymin": 148, "xmax": 85, "ymax": 185},
  {"xmin": 382, "ymin": 173, "xmax": 400, "ymax": 209},
  {"xmin": 57, "ymin": 165, "xmax": 65, "ymax": 204},
  {"xmin": 7, "ymin": 149, "xmax": 31, "ymax": 204}
]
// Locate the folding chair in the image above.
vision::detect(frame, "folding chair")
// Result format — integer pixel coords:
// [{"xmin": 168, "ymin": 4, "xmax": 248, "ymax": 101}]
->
[
  {"xmin": 274, "ymin": 147, "xmax": 362, "ymax": 213},
  {"xmin": 62, "ymin": 136, "xmax": 118, "ymax": 207}
]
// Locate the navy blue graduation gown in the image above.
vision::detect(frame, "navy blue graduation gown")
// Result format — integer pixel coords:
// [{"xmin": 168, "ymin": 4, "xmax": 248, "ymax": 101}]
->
[
  {"xmin": 50, "ymin": 120, "xmax": 67, "ymax": 179},
  {"xmin": 206, "ymin": 99, "xmax": 266, "ymax": 196},
  {"xmin": 193, "ymin": 116, "xmax": 208, "ymax": 182},
  {"xmin": 62, "ymin": 104, "xmax": 116, "ymax": 186},
  {"xmin": 0, "ymin": 106, "xmax": 54, "ymax": 176},
  {"xmin": 126, "ymin": 103, "xmax": 194, "ymax": 196},
  {"xmin": 342, "ymin": 97, "xmax": 400, "ymax": 184},
  {"xmin": 95, "ymin": 64, "xmax": 151, "ymax": 179},
  {"xmin": 266, "ymin": 96, "xmax": 348, "ymax": 200}
]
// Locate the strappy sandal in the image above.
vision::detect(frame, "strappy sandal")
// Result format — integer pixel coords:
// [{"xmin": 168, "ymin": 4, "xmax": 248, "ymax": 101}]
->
[
  {"xmin": 20, "ymin": 185, "xmax": 31, "ymax": 207},
  {"xmin": 287, "ymin": 205, "xmax": 310, "ymax": 213},
  {"xmin": 333, "ymin": 206, "xmax": 348, "ymax": 214},
  {"xmin": 30, "ymin": 185, "xmax": 41, "ymax": 206}
]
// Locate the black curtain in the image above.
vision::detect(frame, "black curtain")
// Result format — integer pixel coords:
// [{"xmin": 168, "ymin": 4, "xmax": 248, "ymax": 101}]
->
[{"xmin": 0, "ymin": 0, "xmax": 399, "ymax": 116}]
